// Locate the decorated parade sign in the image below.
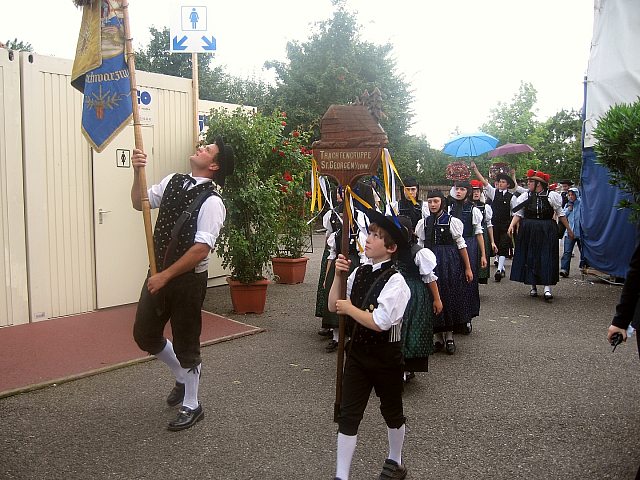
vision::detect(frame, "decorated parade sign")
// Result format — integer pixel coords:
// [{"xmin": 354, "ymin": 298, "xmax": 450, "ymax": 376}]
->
[{"xmin": 311, "ymin": 90, "xmax": 388, "ymax": 422}]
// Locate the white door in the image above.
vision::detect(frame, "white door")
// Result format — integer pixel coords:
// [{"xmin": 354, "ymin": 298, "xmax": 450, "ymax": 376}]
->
[{"xmin": 93, "ymin": 126, "xmax": 156, "ymax": 308}]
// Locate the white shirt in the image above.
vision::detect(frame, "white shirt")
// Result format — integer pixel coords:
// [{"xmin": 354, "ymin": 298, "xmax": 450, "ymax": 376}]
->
[
  {"xmin": 415, "ymin": 215, "xmax": 467, "ymax": 249},
  {"xmin": 512, "ymin": 190, "xmax": 565, "ymax": 218},
  {"xmin": 346, "ymin": 262, "xmax": 410, "ymax": 332},
  {"xmin": 414, "ymin": 247, "xmax": 438, "ymax": 284},
  {"xmin": 148, "ymin": 173, "xmax": 226, "ymax": 273}
]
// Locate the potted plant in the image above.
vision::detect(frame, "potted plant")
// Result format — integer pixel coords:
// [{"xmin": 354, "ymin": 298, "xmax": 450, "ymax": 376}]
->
[
  {"xmin": 205, "ymin": 108, "xmax": 282, "ymax": 313},
  {"xmin": 593, "ymin": 98, "xmax": 640, "ymax": 220},
  {"xmin": 271, "ymin": 125, "xmax": 314, "ymax": 284}
]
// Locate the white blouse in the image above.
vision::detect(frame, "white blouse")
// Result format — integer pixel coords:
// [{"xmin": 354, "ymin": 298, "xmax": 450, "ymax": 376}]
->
[{"xmin": 415, "ymin": 216, "xmax": 467, "ymax": 250}]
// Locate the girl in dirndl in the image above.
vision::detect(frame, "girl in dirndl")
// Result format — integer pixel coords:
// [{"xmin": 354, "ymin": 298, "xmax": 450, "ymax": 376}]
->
[
  {"xmin": 470, "ymin": 179, "xmax": 496, "ymax": 284},
  {"xmin": 416, "ymin": 191, "xmax": 473, "ymax": 355},
  {"xmin": 396, "ymin": 216, "xmax": 442, "ymax": 382},
  {"xmin": 508, "ymin": 170, "xmax": 574, "ymax": 302}
]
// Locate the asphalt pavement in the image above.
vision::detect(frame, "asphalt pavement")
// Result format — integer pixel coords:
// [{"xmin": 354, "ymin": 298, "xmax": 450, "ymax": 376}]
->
[{"xmin": 1, "ymin": 234, "xmax": 639, "ymax": 479}]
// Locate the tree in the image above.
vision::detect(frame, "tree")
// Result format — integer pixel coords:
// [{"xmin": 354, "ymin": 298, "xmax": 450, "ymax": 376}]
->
[
  {"xmin": 264, "ymin": 0, "xmax": 414, "ymax": 147},
  {"xmin": 480, "ymin": 81, "xmax": 540, "ymax": 176},
  {"xmin": 3, "ymin": 38, "xmax": 33, "ymax": 52},
  {"xmin": 533, "ymin": 109, "xmax": 582, "ymax": 182}
]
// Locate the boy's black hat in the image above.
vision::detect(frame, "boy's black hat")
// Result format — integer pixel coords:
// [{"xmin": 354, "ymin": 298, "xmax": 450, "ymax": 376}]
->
[
  {"xmin": 558, "ymin": 179, "xmax": 574, "ymax": 186},
  {"xmin": 363, "ymin": 208, "xmax": 409, "ymax": 251},
  {"xmin": 495, "ymin": 173, "xmax": 515, "ymax": 189}
]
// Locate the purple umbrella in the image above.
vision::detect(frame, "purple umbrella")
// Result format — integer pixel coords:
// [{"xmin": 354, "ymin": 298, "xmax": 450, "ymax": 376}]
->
[{"xmin": 488, "ymin": 143, "xmax": 534, "ymax": 158}]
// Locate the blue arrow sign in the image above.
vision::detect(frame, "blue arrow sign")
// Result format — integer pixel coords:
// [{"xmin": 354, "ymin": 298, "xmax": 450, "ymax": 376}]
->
[
  {"xmin": 172, "ymin": 35, "xmax": 188, "ymax": 51},
  {"xmin": 201, "ymin": 36, "xmax": 217, "ymax": 51}
]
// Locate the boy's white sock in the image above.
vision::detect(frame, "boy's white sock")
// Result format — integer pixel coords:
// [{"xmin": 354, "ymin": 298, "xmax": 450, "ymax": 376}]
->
[
  {"xmin": 387, "ymin": 424, "xmax": 406, "ymax": 464},
  {"xmin": 498, "ymin": 255, "xmax": 506, "ymax": 271},
  {"xmin": 336, "ymin": 433, "xmax": 357, "ymax": 480},
  {"xmin": 154, "ymin": 339, "xmax": 185, "ymax": 384},
  {"xmin": 544, "ymin": 285, "xmax": 551, "ymax": 293}
]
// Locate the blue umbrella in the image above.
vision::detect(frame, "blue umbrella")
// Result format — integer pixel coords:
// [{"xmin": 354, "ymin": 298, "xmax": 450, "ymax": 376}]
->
[{"xmin": 442, "ymin": 131, "xmax": 499, "ymax": 158}]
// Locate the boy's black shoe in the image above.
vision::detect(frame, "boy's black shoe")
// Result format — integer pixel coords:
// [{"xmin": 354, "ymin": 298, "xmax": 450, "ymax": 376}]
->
[
  {"xmin": 166, "ymin": 382, "xmax": 185, "ymax": 407},
  {"xmin": 325, "ymin": 340, "xmax": 338, "ymax": 352},
  {"xmin": 167, "ymin": 404, "xmax": 204, "ymax": 431},
  {"xmin": 494, "ymin": 270, "xmax": 502, "ymax": 282},
  {"xmin": 378, "ymin": 459, "xmax": 407, "ymax": 479},
  {"xmin": 445, "ymin": 339, "xmax": 456, "ymax": 355}
]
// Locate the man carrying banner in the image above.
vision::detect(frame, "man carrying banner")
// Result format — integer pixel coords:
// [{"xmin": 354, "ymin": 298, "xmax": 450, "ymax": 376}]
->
[{"xmin": 131, "ymin": 138, "xmax": 234, "ymax": 431}]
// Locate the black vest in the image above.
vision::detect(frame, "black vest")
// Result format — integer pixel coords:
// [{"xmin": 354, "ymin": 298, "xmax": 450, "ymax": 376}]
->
[
  {"xmin": 450, "ymin": 201, "xmax": 474, "ymax": 237},
  {"xmin": 349, "ymin": 261, "xmax": 400, "ymax": 345},
  {"xmin": 423, "ymin": 212, "xmax": 455, "ymax": 249},
  {"xmin": 492, "ymin": 190, "xmax": 513, "ymax": 226},
  {"xmin": 475, "ymin": 202, "xmax": 487, "ymax": 228},
  {"xmin": 153, "ymin": 174, "xmax": 217, "ymax": 271},
  {"xmin": 522, "ymin": 192, "xmax": 555, "ymax": 220},
  {"xmin": 397, "ymin": 242, "xmax": 422, "ymax": 281},
  {"xmin": 398, "ymin": 199, "xmax": 423, "ymax": 229}
]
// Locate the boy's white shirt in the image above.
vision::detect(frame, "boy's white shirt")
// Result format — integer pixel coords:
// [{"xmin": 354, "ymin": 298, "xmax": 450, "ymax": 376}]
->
[{"xmin": 346, "ymin": 261, "xmax": 410, "ymax": 332}]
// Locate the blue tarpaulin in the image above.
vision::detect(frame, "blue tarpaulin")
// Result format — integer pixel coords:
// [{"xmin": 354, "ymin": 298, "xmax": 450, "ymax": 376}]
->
[{"xmin": 580, "ymin": 148, "xmax": 639, "ymax": 278}]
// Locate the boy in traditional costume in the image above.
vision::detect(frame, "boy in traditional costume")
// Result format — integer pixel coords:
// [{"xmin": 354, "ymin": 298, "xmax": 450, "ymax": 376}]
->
[{"xmin": 328, "ymin": 209, "xmax": 411, "ymax": 480}]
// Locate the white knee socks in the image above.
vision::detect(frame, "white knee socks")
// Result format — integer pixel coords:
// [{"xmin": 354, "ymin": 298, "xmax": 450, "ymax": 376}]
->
[
  {"xmin": 387, "ymin": 424, "xmax": 406, "ymax": 464},
  {"xmin": 336, "ymin": 433, "xmax": 357, "ymax": 480},
  {"xmin": 182, "ymin": 363, "xmax": 201, "ymax": 409},
  {"xmin": 498, "ymin": 255, "xmax": 506, "ymax": 271},
  {"xmin": 154, "ymin": 339, "xmax": 185, "ymax": 384}
]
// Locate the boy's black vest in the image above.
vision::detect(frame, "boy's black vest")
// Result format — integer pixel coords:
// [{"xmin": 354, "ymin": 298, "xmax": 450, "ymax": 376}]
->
[
  {"xmin": 449, "ymin": 200, "xmax": 474, "ymax": 237},
  {"xmin": 349, "ymin": 261, "xmax": 401, "ymax": 345},
  {"xmin": 492, "ymin": 190, "xmax": 513, "ymax": 227},
  {"xmin": 153, "ymin": 174, "xmax": 219, "ymax": 271},
  {"xmin": 516, "ymin": 192, "xmax": 554, "ymax": 220},
  {"xmin": 423, "ymin": 212, "xmax": 455, "ymax": 249}
]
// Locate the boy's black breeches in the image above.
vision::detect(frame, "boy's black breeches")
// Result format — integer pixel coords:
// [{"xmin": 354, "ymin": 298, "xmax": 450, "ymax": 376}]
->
[
  {"xmin": 133, "ymin": 270, "xmax": 208, "ymax": 369},
  {"xmin": 338, "ymin": 342, "xmax": 406, "ymax": 436},
  {"xmin": 493, "ymin": 224, "xmax": 511, "ymax": 257}
]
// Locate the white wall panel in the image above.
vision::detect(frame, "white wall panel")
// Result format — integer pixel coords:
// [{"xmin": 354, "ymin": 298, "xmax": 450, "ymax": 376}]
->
[
  {"xmin": 20, "ymin": 53, "xmax": 95, "ymax": 321},
  {"xmin": 0, "ymin": 49, "xmax": 29, "ymax": 327}
]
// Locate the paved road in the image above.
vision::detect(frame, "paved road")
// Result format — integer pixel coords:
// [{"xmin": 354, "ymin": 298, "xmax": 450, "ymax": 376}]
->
[{"xmin": 1, "ymin": 234, "xmax": 639, "ymax": 479}]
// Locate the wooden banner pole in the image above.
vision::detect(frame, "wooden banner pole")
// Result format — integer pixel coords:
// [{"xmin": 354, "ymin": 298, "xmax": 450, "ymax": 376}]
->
[
  {"xmin": 192, "ymin": 52, "xmax": 200, "ymax": 148},
  {"xmin": 122, "ymin": 0, "xmax": 157, "ymax": 275}
]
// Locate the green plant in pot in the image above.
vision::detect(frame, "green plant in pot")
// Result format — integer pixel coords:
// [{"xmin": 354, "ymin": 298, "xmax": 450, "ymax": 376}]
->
[
  {"xmin": 593, "ymin": 97, "xmax": 640, "ymax": 220},
  {"xmin": 271, "ymin": 125, "xmax": 314, "ymax": 284},
  {"xmin": 205, "ymin": 108, "xmax": 282, "ymax": 313}
]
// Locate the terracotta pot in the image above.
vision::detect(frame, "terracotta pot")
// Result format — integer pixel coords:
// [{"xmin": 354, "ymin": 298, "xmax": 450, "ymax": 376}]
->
[
  {"xmin": 271, "ymin": 257, "xmax": 309, "ymax": 284},
  {"xmin": 226, "ymin": 278, "xmax": 269, "ymax": 314}
]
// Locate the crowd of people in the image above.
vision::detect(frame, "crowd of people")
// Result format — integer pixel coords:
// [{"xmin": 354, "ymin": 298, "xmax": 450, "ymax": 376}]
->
[
  {"xmin": 125, "ymin": 135, "xmax": 636, "ymax": 479},
  {"xmin": 310, "ymin": 164, "xmax": 591, "ymax": 479}
]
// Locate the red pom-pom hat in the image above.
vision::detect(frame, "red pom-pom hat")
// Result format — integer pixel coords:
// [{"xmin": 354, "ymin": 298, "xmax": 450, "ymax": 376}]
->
[
  {"xmin": 470, "ymin": 179, "xmax": 484, "ymax": 189},
  {"xmin": 527, "ymin": 169, "xmax": 550, "ymax": 184}
]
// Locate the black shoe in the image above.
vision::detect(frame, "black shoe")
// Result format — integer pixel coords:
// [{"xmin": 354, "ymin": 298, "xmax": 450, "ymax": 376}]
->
[
  {"xmin": 544, "ymin": 291, "xmax": 553, "ymax": 302},
  {"xmin": 317, "ymin": 328, "xmax": 332, "ymax": 337},
  {"xmin": 167, "ymin": 404, "xmax": 204, "ymax": 431},
  {"xmin": 404, "ymin": 372, "xmax": 415, "ymax": 384},
  {"xmin": 559, "ymin": 270, "xmax": 569, "ymax": 278},
  {"xmin": 445, "ymin": 339, "xmax": 456, "ymax": 355},
  {"xmin": 433, "ymin": 340, "xmax": 444, "ymax": 353},
  {"xmin": 378, "ymin": 458, "xmax": 407, "ymax": 480},
  {"xmin": 463, "ymin": 322, "xmax": 472, "ymax": 335},
  {"xmin": 529, "ymin": 288, "xmax": 538, "ymax": 297},
  {"xmin": 166, "ymin": 382, "xmax": 185, "ymax": 407},
  {"xmin": 325, "ymin": 340, "xmax": 338, "ymax": 352},
  {"xmin": 494, "ymin": 270, "xmax": 502, "ymax": 282}
]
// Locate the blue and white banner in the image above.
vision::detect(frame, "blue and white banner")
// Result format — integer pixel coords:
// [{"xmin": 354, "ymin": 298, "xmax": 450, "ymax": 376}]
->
[{"xmin": 71, "ymin": 0, "xmax": 132, "ymax": 153}]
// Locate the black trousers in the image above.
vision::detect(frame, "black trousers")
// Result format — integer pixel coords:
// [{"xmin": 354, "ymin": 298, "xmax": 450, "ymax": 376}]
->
[
  {"xmin": 133, "ymin": 271, "xmax": 208, "ymax": 369},
  {"xmin": 338, "ymin": 342, "xmax": 405, "ymax": 436},
  {"xmin": 493, "ymin": 223, "xmax": 511, "ymax": 257}
]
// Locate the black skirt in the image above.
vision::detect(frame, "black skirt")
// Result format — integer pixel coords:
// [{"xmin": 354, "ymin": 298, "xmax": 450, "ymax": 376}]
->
[{"xmin": 510, "ymin": 218, "xmax": 559, "ymax": 286}]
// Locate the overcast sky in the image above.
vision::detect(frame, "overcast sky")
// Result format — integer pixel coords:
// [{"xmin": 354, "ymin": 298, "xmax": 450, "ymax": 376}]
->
[{"xmin": 1, "ymin": 0, "xmax": 594, "ymax": 148}]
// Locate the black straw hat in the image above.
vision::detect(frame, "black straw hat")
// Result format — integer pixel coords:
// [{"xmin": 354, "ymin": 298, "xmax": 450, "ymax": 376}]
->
[
  {"xmin": 214, "ymin": 136, "xmax": 234, "ymax": 186},
  {"xmin": 495, "ymin": 173, "xmax": 515, "ymax": 189},
  {"xmin": 363, "ymin": 208, "xmax": 409, "ymax": 251}
]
